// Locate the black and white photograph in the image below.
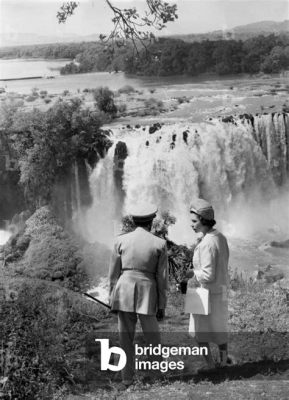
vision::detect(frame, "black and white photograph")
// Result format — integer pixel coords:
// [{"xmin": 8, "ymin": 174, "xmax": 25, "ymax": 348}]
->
[{"xmin": 0, "ymin": 0, "xmax": 289, "ymax": 399}]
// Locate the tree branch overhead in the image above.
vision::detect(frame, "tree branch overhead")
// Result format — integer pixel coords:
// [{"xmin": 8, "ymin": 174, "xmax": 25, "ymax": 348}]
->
[{"xmin": 57, "ymin": 0, "xmax": 178, "ymax": 51}]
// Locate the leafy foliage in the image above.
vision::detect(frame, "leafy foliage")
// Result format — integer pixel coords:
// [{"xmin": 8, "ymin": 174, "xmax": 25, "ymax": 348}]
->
[
  {"xmin": 0, "ymin": 98, "xmax": 112, "ymax": 205},
  {"xmin": 57, "ymin": 0, "xmax": 178, "ymax": 50},
  {"xmin": 2, "ymin": 33, "xmax": 288, "ymax": 77},
  {"xmin": 120, "ymin": 210, "xmax": 175, "ymax": 238},
  {"xmin": 120, "ymin": 211, "xmax": 194, "ymax": 283},
  {"xmin": 93, "ymin": 87, "xmax": 117, "ymax": 115},
  {"xmin": 0, "ymin": 280, "xmax": 107, "ymax": 399},
  {"xmin": 56, "ymin": 34, "xmax": 289, "ymax": 77},
  {"xmin": 3, "ymin": 207, "xmax": 89, "ymax": 290}
]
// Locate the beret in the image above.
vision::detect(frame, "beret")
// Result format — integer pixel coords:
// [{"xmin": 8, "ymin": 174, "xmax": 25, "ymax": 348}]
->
[{"xmin": 190, "ymin": 198, "xmax": 214, "ymax": 221}]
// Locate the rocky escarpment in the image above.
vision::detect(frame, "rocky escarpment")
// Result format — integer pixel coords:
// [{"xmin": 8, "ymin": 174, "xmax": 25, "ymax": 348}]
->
[{"xmin": 0, "ymin": 131, "xmax": 26, "ymax": 228}]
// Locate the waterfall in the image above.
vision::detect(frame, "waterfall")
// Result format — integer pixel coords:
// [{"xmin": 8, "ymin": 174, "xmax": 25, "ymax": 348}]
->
[
  {"xmin": 70, "ymin": 161, "xmax": 83, "ymax": 233},
  {"xmin": 253, "ymin": 113, "xmax": 288, "ymax": 185},
  {"xmin": 0, "ymin": 230, "xmax": 11, "ymax": 245},
  {"xmin": 74, "ymin": 161, "xmax": 82, "ymax": 214},
  {"xmin": 80, "ymin": 143, "xmax": 122, "ymax": 246},
  {"xmin": 71, "ymin": 160, "xmax": 93, "ymax": 235},
  {"xmin": 82, "ymin": 113, "xmax": 289, "ymax": 246}
]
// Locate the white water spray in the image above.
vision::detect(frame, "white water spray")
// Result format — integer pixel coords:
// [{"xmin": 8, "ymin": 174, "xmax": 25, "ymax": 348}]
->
[
  {"xmin": 0, "ymin": 230, "xmax": 11, "ymax": 245},
  {"xmin": 80, "ymin": 114, "xmax": 289, "ymax": 246},
  {"xmin": 80, "ymin": 143, "xmax": 122, "ymax": 246}
]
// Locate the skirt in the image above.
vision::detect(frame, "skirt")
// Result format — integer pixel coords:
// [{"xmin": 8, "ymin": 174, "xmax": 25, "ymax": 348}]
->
[{"xmin": 189, "ymin": 292, "xmax": 228, "ymax": 344}]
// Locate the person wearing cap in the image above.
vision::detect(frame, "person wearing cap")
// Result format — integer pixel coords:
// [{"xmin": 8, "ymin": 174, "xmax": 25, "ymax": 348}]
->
[
  {"xmin": 185, "ymin": 198, "xmax": 230, "ymax": 369},
  {"xmin": 108, "ymin": 204, "xmax": 168, "ymax": 387}
]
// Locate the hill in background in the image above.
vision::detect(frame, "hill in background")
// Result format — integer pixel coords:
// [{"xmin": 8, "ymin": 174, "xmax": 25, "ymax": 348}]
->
[
  {"xmin": 168, "ymin": 19, "xmax": 289, "ymax": 42},
  {"xmin": 1, "ymin": 20, "xmax": 289, "ymax": 48}
]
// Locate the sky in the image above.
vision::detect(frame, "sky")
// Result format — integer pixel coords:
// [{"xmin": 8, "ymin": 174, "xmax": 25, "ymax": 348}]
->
[{"xmin": 1, "ymin": 0, "xmax": 289, "ymax": 39}]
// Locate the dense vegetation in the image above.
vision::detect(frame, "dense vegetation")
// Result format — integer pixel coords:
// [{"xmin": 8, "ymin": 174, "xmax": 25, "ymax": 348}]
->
[
  {"xmin": 0, "ymin": 95, "xmax": 113, "ymax": 208},
  {"xmin": 1, "ymin": 33, "xmax": 288, "ymax": 76},
  {"xmin": 0, "ymin": 42, "xmax": 103, "ymax": 60},
  {"xmin": 115, "ymin": 34, "xmax": 289, "ymax": 76}
]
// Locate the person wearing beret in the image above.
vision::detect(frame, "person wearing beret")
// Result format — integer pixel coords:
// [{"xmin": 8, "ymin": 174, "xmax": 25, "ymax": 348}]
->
[
  {"xmin": 185, "ymin": 199, "xmax": 230, "ymax": 369},
  {"xmin": 108, "ymin": 204, "xmax": 168, "ymax": 387}
]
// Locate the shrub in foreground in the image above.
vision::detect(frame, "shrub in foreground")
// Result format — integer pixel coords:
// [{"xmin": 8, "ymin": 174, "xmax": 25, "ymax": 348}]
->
[{"xmin": 0, "ymin": 280, "xmax": 107, "ymax": 399}]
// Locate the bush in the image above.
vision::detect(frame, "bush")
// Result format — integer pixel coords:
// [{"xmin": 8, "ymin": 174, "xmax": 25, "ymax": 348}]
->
[
  {"xmin": 13, "ymin": 99, "xmax": 24, "ymax": 108},
  {"xmin": 21, "ymin": 207, "xmax": 87, "ymax": 289},
  {"xmin": 25, "ymin": 95, "xmax": 37, "ymax": 102},
  {"xmin": 31, "ymin": 87, "xmax": 39, "ymax": 96},
  {"xmin": 93, "ymin": 86, "xmax": 117, "ymax": 116},
  {"xmin": 143, "ymin": 97, "xmax": 164, "ymax": 115},
  {"xmin": 176, "ymin": 96, "xmax": 190, "ymax": 104},
  {"xmin": 118, "ymin": 85, "xmax": 135, "ymax": 94},
  {"xmin": 2, "ymin": 207, "xmax": 88, "ymax": 290},
  {"xmin": 135, "ymin": 109, "xmax": 148, "ymax": 117},
  {"xmin": 0, "ymin": 280, "xmax": 107, "ymax": 399},
  {"xmin": 60, "ymin": 62, "xmax": 80, "ymax": 75},
  {"xmin": 117, "ymin": 103, "xmax": 127, "ymax": 114}
]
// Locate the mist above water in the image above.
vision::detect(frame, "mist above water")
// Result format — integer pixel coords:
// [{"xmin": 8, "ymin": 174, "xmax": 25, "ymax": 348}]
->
[
  {"xmin": 78, "ymin": 113, "xmax": 289, "ymax": 249},
  {"xmin": 0, "ymin": 230, "xmax": 11, "ymax": 245}
]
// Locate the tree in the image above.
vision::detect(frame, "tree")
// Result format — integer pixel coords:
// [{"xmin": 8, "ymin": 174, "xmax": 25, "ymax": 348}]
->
[
  {"xmin": 261, "ymin": 45, "xmax": 289, "ymax": 73},
  {"xmin": 93, "ymin": 86, "xmax": 117, "ymax": 115},
  {"xmin": 57, "ymin": 0, "xmax": 178, "ymax": 50},
  {"xmin": 1, "ymin": 99, "xmax": 111, "ymax": 205}
]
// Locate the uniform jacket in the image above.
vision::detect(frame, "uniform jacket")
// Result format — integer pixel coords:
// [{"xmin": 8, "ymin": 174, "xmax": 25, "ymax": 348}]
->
[
  {"xmin": 193, "ymin": 229, "xmax": 229, "ymax": 294},
  {"xmin": 108, "ymin": 227, "xmax": 168, "ymax": 315}
]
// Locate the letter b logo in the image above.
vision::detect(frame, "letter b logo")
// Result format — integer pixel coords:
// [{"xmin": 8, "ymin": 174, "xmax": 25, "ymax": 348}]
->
[{"xmin": 95, "ymin": 339, "xmax": 127, "ymax": 371}]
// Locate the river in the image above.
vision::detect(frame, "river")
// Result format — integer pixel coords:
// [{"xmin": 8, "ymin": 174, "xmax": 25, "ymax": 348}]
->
[
  {"xmin": 0, "ymin": 58, "xmax": 70, "ymax": 80},
  {"xmin": 0, "ymin": 58, "xmax": 288, "ymax": 121}
]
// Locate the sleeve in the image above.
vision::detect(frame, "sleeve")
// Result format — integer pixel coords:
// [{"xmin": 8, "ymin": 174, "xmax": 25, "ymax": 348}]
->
[
  {"xmin": 108, "ymin": 240, "xmax": 122, "ymax": 298},
  {"xmin": 194, "ymin": 241, "xmax": 217, "ymax": 284},
  {"xmin": 156, "ymin": 242, "xmax": 169, "ymax": 309}
]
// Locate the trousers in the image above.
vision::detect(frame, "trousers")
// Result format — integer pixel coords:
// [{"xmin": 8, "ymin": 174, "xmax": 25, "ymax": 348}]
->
[{"xmin": 118, "ymin": 311, "xmax": 161, "ymax": 384}]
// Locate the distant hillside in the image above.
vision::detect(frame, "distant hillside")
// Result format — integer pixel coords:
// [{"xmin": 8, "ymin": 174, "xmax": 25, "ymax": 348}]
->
[
  {"xmin": 1, "ymin": 20, "xmax": 288, "ymax": 48},
  {"xmin": 233, "ymin": 20, "xmax": 289, "ymax": 34},
  {"xmin": 168, "ymin": 20, "xmax": 289, "ymax": 42},
  {"xmin": 0, "ymin": 33, "xmax": 100, "ymax": 48}
]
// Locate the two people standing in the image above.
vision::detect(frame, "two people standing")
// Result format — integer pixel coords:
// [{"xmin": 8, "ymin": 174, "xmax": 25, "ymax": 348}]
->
[{"xmin": 108, "ymin": 198, "xmax": 230, "ymax": 386}]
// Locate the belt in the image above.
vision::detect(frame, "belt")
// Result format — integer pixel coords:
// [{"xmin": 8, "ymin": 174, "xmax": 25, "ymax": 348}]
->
[{"xmin": 122, "ymin": 269, "xmax": 156, "ymax": 276}]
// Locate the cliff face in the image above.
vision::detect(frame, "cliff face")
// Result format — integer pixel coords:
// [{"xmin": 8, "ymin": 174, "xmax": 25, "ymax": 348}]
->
[{"xmin": 0, "ymin": 136, "xmax": 26, "ymax": 228}]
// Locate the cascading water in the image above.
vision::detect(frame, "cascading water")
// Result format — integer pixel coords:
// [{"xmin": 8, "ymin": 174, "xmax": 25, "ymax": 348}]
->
[
  {"xmin": 80, "ymin": 143, "xmax": 123, "ymax": 245},
  {"xmin": 71, "ymin": 161, "xmax": 83, "ymax": 233},
  {"xmin": 253, "ymin": 113, "xmax": 288, "ymax": 185},
  {"xmin": 80, "ymin": 113, "xmax": 289, "ymax": 249},
  {"xmin": 0, "ymin": 230, "xmax": 11, "ymax": 245},
  {"xmin": 73, "ymin": 161, "xmax": 82, "ymax": 215}
]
